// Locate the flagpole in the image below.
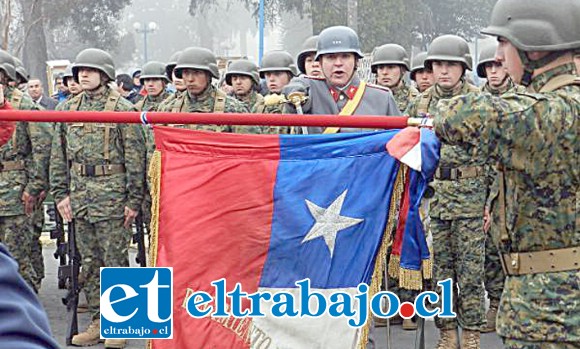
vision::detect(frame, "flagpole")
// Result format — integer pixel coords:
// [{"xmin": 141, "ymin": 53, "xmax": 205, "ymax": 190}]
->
[
  {"xmin": 258, "ymin": 0, "xmax": 265, "ymax": 65},
  {"xmin": 0, "ymin": 110, "xmax": 431, "ymax": 129}
]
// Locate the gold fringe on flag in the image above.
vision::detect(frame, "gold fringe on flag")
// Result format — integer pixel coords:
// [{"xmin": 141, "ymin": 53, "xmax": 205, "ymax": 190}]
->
[
  {"xmin": 388, "ymin": 254, "xmax": 401, "ymax": 279},
  {"xmin": 148, "ymin": 150, "xmax": 162, "ymax": 268},
  {"xmin": 357, "ymin": 164, "xmax": 406, "ymax": 349}
]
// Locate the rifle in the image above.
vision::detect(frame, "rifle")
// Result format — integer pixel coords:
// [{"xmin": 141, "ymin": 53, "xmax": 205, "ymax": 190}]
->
[
  {"xmin": 133, "ymin": 211, "xmax": 147, "ymax": 267},
  {"xmin": 49, "ymin": 203, "xmax": 68, "ymax": 289},
  {"xmin": 61, "ymin": 219, "xmax": 79, "ymax": 345}
]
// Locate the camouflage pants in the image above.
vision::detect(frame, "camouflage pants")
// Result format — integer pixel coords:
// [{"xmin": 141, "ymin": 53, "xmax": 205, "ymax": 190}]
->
[
  {"xmin": 0, "ymin": 214, "xmax": 38, "ymax": 291},
  {"xmin": 76, "ymin": 218, "xmax": 131, "ymax": 320},
  {"xmin": 29, "ymin": 206, "xmax": 45, "ymax": 290},
  {"xmin": 503, "ymin": 339, "xmax": 580, "ymax": 349},
  {"xmin": 484, "ymin": 233, "xmax": 504, "ymax": 301},
  {"xmin": 432, "ymin": 217, "xmax": 486, "ymax": 331}
]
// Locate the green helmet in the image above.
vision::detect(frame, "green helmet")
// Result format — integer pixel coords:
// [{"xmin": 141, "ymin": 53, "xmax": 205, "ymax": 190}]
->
[
  {"xmin": 371, "ymin": 44, "xmax": 410, "ymax": 73},
  {"xmin": 225, "ymin": 59, "xmax": 260, "ymax": 85},
  {"xmin": 297, "ymin": 35, "xmax": 318, "ymax": 75},
  {"xmin": 62, "ymin": 65, "xmax": 74, "ymax": 87},
  {"xmin": 140, "ymin": 61, "xmax": 170, "ymax": 84},
  {"xmin": 425, "ymin": 35, "xmax": 472, "ymax": 71},
  {"xmin": 410, "ymin": 52, "xmax": 428, "ymax": 81},
  {"xmin": 476, "ymin": 41, "xmax": 499, "ymax": 78},
  {"xmin": 0, "ymin": 49, "xmax": 17, "ymax": 82},
  {"xmin": 166, "ymin": 51, "xmax": 182, "ymax": 78},
  {"xmin": 13, "ymin": 57, "xmax": 29, "ymax": 83},
  {"xmin": 316, "ymin": 26, "xmax": 363, "ymax": 60},
  {"xmin": 174, "ymin": 47, "xmax": 219, "ymax": 79},
  {"xmin": 72, "ymin": 48, "xmax": 116, "ymax": 82},
  {"xmin": 259, "ymin": 51, "xmax": 298, "ymax": 78},
  {"xmin": 481, "ymin": 0, "xmax": 580, "ymax": 52}
]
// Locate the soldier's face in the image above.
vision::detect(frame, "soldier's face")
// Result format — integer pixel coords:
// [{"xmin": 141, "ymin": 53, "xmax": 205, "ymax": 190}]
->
[
  {"xmin": 414, "ymin": 68, "xmax": 434, "ymax": 93},
  {"xmin": 376, "ymin": 64, "xmax": 403, "ymax": 88},
  {"xmin": 231, "ymin": 75, "xmax": 253, "ymax": 96},
  {"xmin": 432, "ymin": 61, "xmax": 463, "ymax": 89},
  {"xmin": 144, "ymin": 78, "xmax": 165, "ymax": 97},
  {"xmin": 78, "ymin": 68, "xmax": 102, "ymax": 91},
  {"xmin": 56, "ymin": 78, "xmax": 68, "ymax": 93},
  {"xmin": 182, "ymin": 69, "xmax": 210, "ymax": 95},
  {"xmin": 66, "ymin": 77, "xmax": 82, "ymax": 95},
  {"xmin": 484, "ymin": 61, "xmax": 508, "ymax": 88},
  {"xmin": 27, "ymin": 79, "xmax": 43, "ymax": 99},
  {"xmin": 495, "ymin": 38, "xmax": 524, "ymax": 84},
  {"xmin": 172, "ymin": 71, "xmax": 186, "ymax": 92},
  {"xmin": 265, "ymin": 71, "xmax": 291, "ymax": 94},
  {"xmin": 304, "ymin": 54, "xmax": 322, "ymax": 77},
  {"xmin": 321, "ymin": 53, "xmax": 356, "ymax": 87},
  {"xmin": 574, "ymin": 54, "xmax": 580, "ymax": 74}
]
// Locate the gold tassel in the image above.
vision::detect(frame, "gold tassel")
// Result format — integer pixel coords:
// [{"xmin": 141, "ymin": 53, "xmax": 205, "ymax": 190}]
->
[
  {"xmin": 399, "ymin": 267, "xmax": 423, "ymax": 291},
  {"xmin": 422, "ymin": 256, "xmax": 433, "ymax": 280},
  {"xmin": 148, "ymin": 150, "xmax": 162, "ymax": 267},
  {"xmin": 357, "ymin": 164, "xmax": 406, "ymax": 349},
  {"xmin": 388, "ymin": 254, "xmax": 400, "ymax": 279}
]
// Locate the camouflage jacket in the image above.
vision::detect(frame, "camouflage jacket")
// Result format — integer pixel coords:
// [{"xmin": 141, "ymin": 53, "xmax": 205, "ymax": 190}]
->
[
  {"xmin": 391, "ymin": 80, "xmax": 419, "ymax": 113},
  {"xmin": 434, "ymin": 63, "xmax": 580, "ymax": 342},
  {"xmin": 50, "ymin": 86, "xmax": 145, "ymax": 223},
  {"xmin": 157, "ymin": 90, "xmax": 182, "ymax": 111},
  {"xmin": 406, "ymin": 81, "xmax": 485, "ymax": 219},
  {"xmin": 135, "ymin": 91, "xmax": 172, "ymax": 112},
  {"xmin": 235, "ymin": 91, "xmax": 290, "ymax": 134},
  {"xmin": 0, "ymin": 87, "xmax": 50, "ymax": 216},
  {"xmin": 480, "ymin": 77, "xmax": 526, "ymax": 96}
]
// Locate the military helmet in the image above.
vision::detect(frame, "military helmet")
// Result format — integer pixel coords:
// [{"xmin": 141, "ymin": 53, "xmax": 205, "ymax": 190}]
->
[
  {"xmin": 371, "ymin": 44, "xmax": 410, "ymax": 73},
  {"xmin": 225, "ymin": 59, "xmax": 260, "ymax": 85},
  {"xmin": 140, "ymin": 61, "xmax": 170, "ymax": 84},
  {"xmin": 315, "ymin": 26, "xmax": 363, "ymax": 61},
  {"xmin": 425, "ymin": 35, "xmax": 472, "ymax": 71},
  {"xmin": 13, "ymin": 57, "xmax": 29, "ymax": 83},
  {"xmin": 62, "ymin": 65, "xmax": 74, "ymax": 87},
  {"xmin": 259, "ymin": 51, "xmax": 298, "ymax": 78},
  {"xmin": 297, "ymin": 35, "xmax": 319, "ymax": 75},
  {"xmin": 72, "ymin": 48, "xmax": 116, "ymax": 82},
  {"xmin": 410, "ymin": 52, "xmax": 428, "ymax": 81},
  {"xmin": 481, "ymin": 0, "xmax": 580, "ymax": 52},
  {"xmin": 166, "ymin": 51, "xmax": 182, "ymax": 78},
  {"xmin": 0, "ymin": 49, "xmax": 17, "ymax": 82},
  {"xmin": 476, "ymin": 41, "xmax": 499, "ymax": 78},
  {"xmin": 174, "ymin": 47, "xmax": 219, "ymax": 79}
]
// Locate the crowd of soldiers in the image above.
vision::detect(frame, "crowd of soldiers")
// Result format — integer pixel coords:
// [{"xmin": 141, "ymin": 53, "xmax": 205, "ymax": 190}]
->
[{"xmin": 0, "ymin": 0, "xmax": 579, "ymax": 348}]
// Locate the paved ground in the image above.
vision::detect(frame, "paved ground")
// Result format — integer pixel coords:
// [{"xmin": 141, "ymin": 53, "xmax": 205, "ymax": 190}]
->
[{"xmin": 38, "ymin": 243, "xmax": 504, "ymax": 349}]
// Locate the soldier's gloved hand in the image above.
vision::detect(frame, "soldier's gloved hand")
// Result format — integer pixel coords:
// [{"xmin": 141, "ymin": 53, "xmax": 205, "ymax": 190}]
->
[
  {"xmin": 283, "ymin": 83, "xmax": 308, "ymax": 104},
  {"xmin": 21, "ymin": 191, "xmax": 37, "ymax": 216},
  {"xmin": 57, "ymin": 196, "xmax": 73, "ymax": 222},
  {"xmin": 124, "ymin": 206, "xmax": 138, "ymax": 229}
]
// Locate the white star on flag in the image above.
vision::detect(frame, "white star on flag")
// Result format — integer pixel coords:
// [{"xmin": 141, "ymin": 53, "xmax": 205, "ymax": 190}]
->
[{"xmin": 302, "ymin": 189, "xmax": 364, "ymax": 258}]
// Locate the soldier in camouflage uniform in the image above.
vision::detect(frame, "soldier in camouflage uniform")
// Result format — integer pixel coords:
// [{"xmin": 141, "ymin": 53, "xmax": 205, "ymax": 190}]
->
[
  {"xmin": 296, "ymin": 35, "xmax": 321, "ymax": 78},
  {"xmin": 406, "ymin": 35, "xmax": 485, "ymax": 349},
  {"xmin": 476, "ymin": 40, "xmax": 525, "ymax": 334},
  {"xmin": 410, "ymin": 52, "xmax": 435, "ymax": 93},
  {"xmin": 371, "ymin": 44, "xmax": 419, "ymax": 112},
  {"xmin": 259, "ymin": 50, "xmax": 298, "ymax": 114},
  {"xmin": 225, "ymin": 59, "xmax": 265, "ymax": 113},
  {"xmin": 50, "ymin": 48, "xmax": 145, "ymax": 348},
  {"xmin": 0, "ymin": 50, "xmax": 50, "ymax": 293},
  {"xmin": 434, "ymin": 1, "xmax": 580, "ymax": 348},
  {"xmin": 61, "ymin": 64, "xmax": 82, "ymax": 102},
  {"xmin": 158, "ymin": 47, "xmax": 263, "ymax": 134},
  {"xmin": 12, "ymin": 57, "xmax": 29, "ymax": 92},
  {"xmin": 158, "ymin": 51, "xmax": 184, "ymax": 111}
]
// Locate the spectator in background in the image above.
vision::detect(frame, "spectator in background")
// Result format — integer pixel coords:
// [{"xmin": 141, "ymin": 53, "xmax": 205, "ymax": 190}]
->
[
  {"xmin": 116, "ymin": 73, "xmax": 139, "ymax": 104},
  {"xmin": 27, "ymin": 78, "xmax": 58, "ymax": 110},
  {"xmin": 52, "ymin": 73, "xmax": 69, "ymax": 103}
]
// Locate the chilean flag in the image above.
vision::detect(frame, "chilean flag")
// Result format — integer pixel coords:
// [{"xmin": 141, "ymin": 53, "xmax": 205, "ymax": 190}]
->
[{"xmin": 150, "ymin": 126, "xmax": 408, "ymax": 349}]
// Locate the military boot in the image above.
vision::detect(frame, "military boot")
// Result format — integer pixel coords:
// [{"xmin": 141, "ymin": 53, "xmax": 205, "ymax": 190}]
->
[
  {"xmin": 461, "ymin": 329, "xmax": 481, "ymax": 349},
  {"xmin": 104, "ymin": 338, "xmax": 127, "ymax": 348},
  {"xmin": 481, "ymin": 298, "xmax": 499, "ymax": 333},
  {"xmin": 71, "ymin": 319, "xmax": 102, "ymax": 346},
  {"xmin": 434, "ymin": 328, "xmax": 459, "ymax": 349}
]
